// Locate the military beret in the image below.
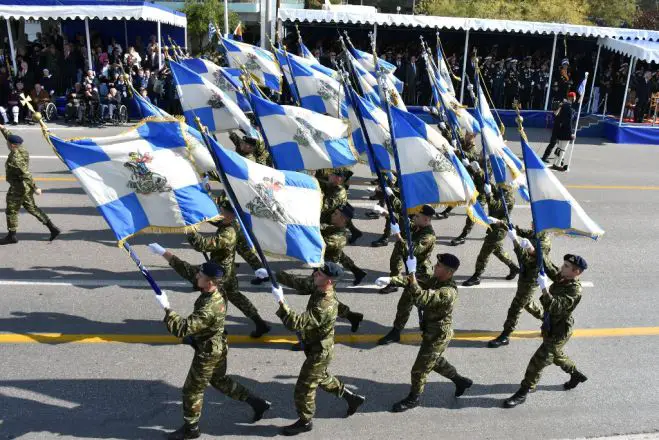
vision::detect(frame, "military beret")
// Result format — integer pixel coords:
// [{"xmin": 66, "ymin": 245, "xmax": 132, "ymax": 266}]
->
[
  {"xmin": 437, "ymin": 253, "xmax": 460, "ymax": 270},
  {"xmin": 564, "ymin": 254, "xmax": 587, "ymax": 271},
  {"xmin": 320, "ymin": 261, "xmax": 344, "ymax": 278},
  {"xmin": 218, "ymin": 198, "xmax": 233, "ymax": 211},
  {"xmin": 7, "ymin": 134, "xmax": 23, "ymax": 144},
  {"xmin": 201, "ymin": 261, "xmax": 225, "ymax": 278},
  {"xmin": 331, "ymin": 168, "xmax": 350, "ymax": 179},
  {"xmin": 419, "ymin": 204, "xmax": 436, "ymax": 217},
  {"xmin": 337, "ymin": 204, "xmax": 354, "ymax": 219}
]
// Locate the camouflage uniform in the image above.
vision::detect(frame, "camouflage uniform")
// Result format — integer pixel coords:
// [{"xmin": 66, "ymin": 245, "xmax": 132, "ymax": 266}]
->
[
  {"xmin": 2, "ymin": 127, "xmax": 51, "ymax": 232},
  {"xmin": 473, "ymin": 187, "xmax": 516, "ymax": 276},
  {"xmin": 457, "ymin": 143, "xmax": 486, "ymax": 238},
  {"xmin": 319, "ymin": 176, "xmax": 361, "ymax": 240},
  {"xmin": 521, "ymin": 261, "xmax": 582, "ymax": 390},
  {"xmin": 275, "ymin": 271, "xmax": 345, "ymax": 422},
  {"xmin": 322, "ymin": 224, "xmax": 362, "ymax": 279}
]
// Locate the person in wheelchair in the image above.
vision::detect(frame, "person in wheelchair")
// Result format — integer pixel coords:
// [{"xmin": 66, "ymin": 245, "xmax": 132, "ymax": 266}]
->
[
  {"xmin": 83, "ymin": 83, "xmax": 101, "ymax": 126},
  {"xmin": 65, "ymin": 83, "xmax": 85, "ymax": 124},
  {"xmin": 29, "ymin": 83, "xmax": 51, "ymax": 119},
  {"xmin": 106, "ymin": 87, "xmax": 121, "ymax": 121}
]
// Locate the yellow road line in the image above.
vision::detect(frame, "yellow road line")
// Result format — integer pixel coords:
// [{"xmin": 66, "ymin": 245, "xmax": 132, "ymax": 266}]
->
[{"xmin": 1, "ymin": 327, "xmax": 657, "ymax": 345}]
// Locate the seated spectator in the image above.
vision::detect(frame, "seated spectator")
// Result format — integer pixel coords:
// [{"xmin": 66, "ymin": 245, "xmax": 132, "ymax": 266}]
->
[
  {"xmin": 111, "ymin": 73, "xmax": 127, "ymax": 98},
  {"xmin": 106, "ymin": 87, "xmax": 121, "ymax": 120},
  {"xmin": 140, "ymin": 87, "xmax": 151, "ymax": 103},
  {"xmin": 1, "ymin": 82, "xmax": 20, "ymax": 125},
  {"xmin": 124, "ymin": 46, "xmax": 142, "ymax": 67},
  {"xmin": 16, "ymin": 61, "xmax": 35, "ymax": 91},
  {"xmin": 84, "ymin": 83, "xmax": 101, "ymax": 125},
  {"xmin": 30, "ymin": 83, "xmax": 51, "ymax": 116},
  {"xmin": 83, "ymin": 69, "xmax": 96, "ymax": 88},
  {"xmin": 41, "ymin": 69, "xmax": 55, "ymax": 96},
  {"xmin": 65, "ymin": 82, "xmax": 85, "ymax": 123},
  {"xmin": 15, "ymin": 81, "xmax": 31, "ymax": 124}
]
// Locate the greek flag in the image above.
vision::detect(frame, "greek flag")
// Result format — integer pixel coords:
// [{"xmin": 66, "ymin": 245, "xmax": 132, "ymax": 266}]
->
[
  {"xmin": 251, "ymin": 93, "xmax": 357, "ymax": 171},
  {"xmin": 208, "ymin": 23, "xmax": 217, "ymax": 41},
  {"xmin": 299, "ymin": 41, "xmax": 316, "ymax": 62},
  {"xmin": 169, "ymin": 60, "xmax": 256, "ymax": 137},
  {"xmin": 347, "ymin": 88, "xmax": 394, "ymax": 171},
  {"xmin": 390, "ymin": 106, "xmax": 478, "ymax": 210},
  {"xmin": 436, "ymin": 47, "xmax": 456, "ymax": 96},
  {"xmin": 577, "ymin": 77, "xmax": 587, "ymax": 99},
  {"xmin": 179, "ymin": 57, "xmax": 251, "ymax": 112},
  {"xmin": 221, "ymin": 37, "xmax": 282, "ymax": 93},
  {"xmin": 432, "ymin": 63, "xmax": 479, "ymax": 135},
  {"xmin": 50, "ymin": 119, "xmax": 220, "ymax": 245},
  {"xmin": 287, "ymin": 53, "xmax": 347, "ymax": 117},
  {"xmin": 521, "ymin": 134, "xmax": 603, "ymax": 239},
  {"xmin": 207, "ymin": 135, "xmax": 325, "ymax": 266},
  {"xmin": 274, "ymin": 48, "xmax": 301, "ymax": 104},
  {"xmin": 347, "ymin": 51, "xmax": 406, "ymax": 111},
  {"xmin": 350, "ymin": 46, "xmax": 404, "ymax": 94},
  {"xmin": 232, "ymin": 22, "xmax": 243, "ymax": 41}
]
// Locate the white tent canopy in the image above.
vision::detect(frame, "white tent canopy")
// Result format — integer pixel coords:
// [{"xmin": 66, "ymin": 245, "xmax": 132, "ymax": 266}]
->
[{"xmin": 598, "ymin": 37, "xmax": 659, "ymax": 64}]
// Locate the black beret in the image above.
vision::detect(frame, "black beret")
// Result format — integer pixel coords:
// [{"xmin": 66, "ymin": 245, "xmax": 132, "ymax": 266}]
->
[
  {"xmin": 564, "ymin": 254, "xmax": 587, "ymax": 271},
  {"xmin": 201, "ymin": 261, "xmax": 224, "ymax": 278},
  {"xmin": 331, "ymin": 168, "xmax": 350, "ymax": 179},
  {"xmin": 437, "ymin": 253, "xmax": 460, "ymax": 270},
  {"xmin": 7, "ymin": 134, "xmax": 23, "ymax": 144},
  {"xmin": 320, "ymin": 261, "xmax": 344, "ymax": 278},
  {"xmin": 337, "ymin": 204, "xmax": 354, "ymax": 219},
  {"xmin": 419, "ymin": 204, "xmax": 436, "ymax": 217},
  {"xmin": 218, "ymin": 198, "xmax": 233, "ymax": 211}
]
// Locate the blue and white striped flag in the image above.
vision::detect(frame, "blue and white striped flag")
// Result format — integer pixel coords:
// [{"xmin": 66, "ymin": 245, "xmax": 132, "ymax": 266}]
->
[
  {"xmin": 428, "ymin": 58, "xmax": 479, "ymax": 135},
  {"xmin": 436, "ymin": 47, "xmax": 456, "ymax": 96},
  {"xmin": 287, "ymin": 53, "xmax": 347, "ymax": 117},
  {"xmin": 50, "ymin": 119, "xmax": 220, "ymax": 245},
  {"xmin": 207, "ymin": 135, "xmax": 325, "ymax": 265},
  {"xmin": 221, "ymin": 37, "xmax": 282, "ymax": 93},
  {"xmin": 169, "ymin": 60, "xmax": 256, "ymax": 137},
  {"xmin": 347, "ymin": 51, "xmax": 406, "ymax": 111},
  {"xmin": 274, "ymin": 48, "xmax": 300, "ymax": 104},
  {"xmin": 251, "ymin": 93, "xmax": 357, "ymax": 171},
  {"xmin": 521, "ymin": 134, "xmax": 603, "ymax": 239},
  {"xmin": 347, "ymin": 89, "xmax": 394, "ymax": 171},
  {"xmin": 208, "ymin": 23, "xmax": 217, "ymax": 41},
  {"xmin": 179, "ymin": 57, "xmax": 251, "ymax": 112},
  {"xmin": 350, "ymin": 46, "xmax": 404, "ymax": 94},
  {"xmin": 299, "ymin": 41, "xmax": 316, "ymax": 62}
]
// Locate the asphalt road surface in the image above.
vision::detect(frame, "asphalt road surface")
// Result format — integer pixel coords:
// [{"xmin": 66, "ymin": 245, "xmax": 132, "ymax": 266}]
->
[{"xmin": 1, "ymin": 121, "xmax": 658, "ymax": 439}]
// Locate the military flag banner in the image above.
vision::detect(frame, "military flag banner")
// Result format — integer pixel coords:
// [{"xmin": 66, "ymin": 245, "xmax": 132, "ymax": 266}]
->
[
  {"xmin": 286, "ymin": 53, "xmax": 347, "ymax": 117},
  {"xmin": 349, "ymin": 45, "xmax": 404, "ymax": 94},
  {"xmin": 221, "ymin": 37, "xmax": 282, "ymax": 93},
  {"xmin": 179, "ymin": 57, "xmax": 251, "ymax": 112},
  {"xmin": 347, "ymin": 89, "xmax": 394, "ymax": 171}
]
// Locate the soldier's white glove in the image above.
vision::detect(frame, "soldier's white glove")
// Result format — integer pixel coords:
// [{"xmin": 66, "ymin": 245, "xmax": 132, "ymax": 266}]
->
[
  {"xmin": 390, "ymin": 222, "xmax": 401, "ymax": 236},
  {"xmin": 487, "ymin": 216, "xmax": 500, "ymax": 225},
  {"xmin": 439, "ymin": 122, "xmax": 447, "ymax": 130},
  {"xmin": 375, "ymin": 277, "xmax": 391, "ymax": 287},
  {"xmin": 155, "ymin": 292, "xmax": 170, "ymax": 310},
  {"xmin": 254, "ymin": 268, "xmax": 269, "ymax": 280},
  {"xmin": 271, "ymin": 285, "xmax": 285, "ymax": 303},
  {"xmin": 506, "ymin": 228, "xmax": 518, "ymax": 243},
  {"xmin": 519, "ymin": 238, "xmax": 533, "ymax": 250},
  {"xmin": 451, "ymin": 139, "xmax": 457, "ymax": 148},
  {"xmin": 406, "ymin": 256, "xmax": 417, "ymax": 274},
  {"xmin": 384, "ymin": 186, "xmax": 394, "ymax": 197},
  {"xmin": 373, "ymin": 204, "xmax": 387, "ymax": 216},
  {"xmin": 537, "ymin": 273, "xmax": 550, "ymax": 291},
  {"xmin": 461, "ymin": 158, "xmax": 469, "ymax": 167},
  {"xmin": 148, "ymin": 243, "xmax": 166, "ymax": 256},
  {"xmin": 484, "ymin": 183, "xmax": 492, "ymax": 196},
  {"xmin": 34, "ymin": 188, "xmax": 42, "ymax": 195},
  {"xmin": 470, "ymin": 160, "xmax": 481, "ymax": 172}
]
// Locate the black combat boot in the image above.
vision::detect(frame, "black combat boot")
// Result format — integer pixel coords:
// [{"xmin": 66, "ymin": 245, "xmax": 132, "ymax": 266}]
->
[
  {"xmin": 379, "ymin": 284, "xmax": 398, "ymax": 294},
  {"xmin": 290, "ymin": 342, "xmax": 303, "ymax": 351},
  {"xmin": 167, "ymin": 423, "xmax": 200, "ymax": 440},
  {"xmin": 348, "ymin": 228, "xmax": 363, "ymax": 245},
  {"xmin": 250, "ymin": 317, "xmax": 271, "ymax": 338},
  {"xmin": 343, "ymin": 388, "xmax": 366, "ymax": 416},
  {"xmin": 392, "ymin": 392, "xmax": 420, "ymax": 412},
  {"xmin": 488, "ymin": 332, "xmax": 511, "ymax": 348},
  {"xmin": 346, "ymin": 312, "xmax": 364, "ymax": 333},
  {"xmin": 371, "ymin": 235, "xmax": 389, "ymax": 247},
  {"xmin": 246, "ymin": 395, "xmax": 271, "ymax": 422},
  {"xmin": 435, "ymin": 208, "xmax": 451, "ymax": 220},
  {"xmin": 503, "ymin": 387, "xmax": 529, "ymax": 408},
  {"xmin": 377, "ymin": 328, "xmax": 400, "ymax": 345},
  {"xmin": 505, "ymin": 265, "xmax": 520, "ymax": 281},
  {"xmin": 462, "ymin": 274, "xmax": 481, "ymax": 286},
  {"xmin": 46, "ymin": 221, "xmax": 60, "ymax": 241},
  {"xmin": 352, "ymin": 268, "xmax": 367, "ymax": 286},
  {"xmin": 450, "ymin": 233, "xmax": 467, "ymax": 246},
  {"xmin": 281, "ymin": 419, "xmax": 313, "ymax": 436},
  {"xmin": 563, "ymin": 370, "xmax": 588, "ymax": 390},
  {"xmin": 0, "ymin": 231, "xmax": 18, "ymax": 245},
  {"xmin": 451, "ymin": 375, "xmax": 473, "ymax": 397}
]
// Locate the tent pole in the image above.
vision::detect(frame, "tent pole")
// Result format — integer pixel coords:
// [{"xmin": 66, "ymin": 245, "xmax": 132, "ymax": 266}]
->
[
  {"xmin": 84, "ymin": 18, "xmax": 93, "ymax": 71},
  {"xmin": 260, "ymin": 0, "xmax": 266, "ymax": 48},
  {"xmin": 124, "ymin": 19, "xmax": 128, "ymax": 49},
  {"xmin": 6, "ymin": 18, "xmax": 17, "ymax": 73},
  {"xmin": 459, "ymin": 28, "xmax": 469, "ymax": 104},
  {"xmin": 587, "ymin": 44, "xmax": 601, "ymax": 114},
  {"xmin": 157, "ymin": 21, "xmax": 162, "ymax": 70},
  {"xmin": 619, "ymin": 56, "xmax": 634, "ymax": 127},
  {"xmin": 224, "ymin": 0, "xmax": 229, "ymax": 38},
  {"xmin": 184, "ymin": 22, "xmax": 188, "ymax": 50},
  {"xmin": 544, "ymin": 33, "xmax": 558, "ymax": 111}
]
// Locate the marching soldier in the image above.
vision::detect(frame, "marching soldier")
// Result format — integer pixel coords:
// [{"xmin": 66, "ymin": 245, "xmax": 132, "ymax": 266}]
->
[
  {"xmin": 387, "ymin": 253, "xmax": 473, "ymax": 412},
  {"xmin": 370, "ymin": 172, "xmax": 402, "ymax": 248},
  {"xmin": 145, "ymin": 248, "xmax": 271, "ymax": 440},
  {"xmin": 271, "ymin": 262, "xmax": 366, "ymax": 436},
  {"xmin": 319, "ymin": 168, "xmax": 363, "ymax": 245},
  {"xmin": 186, "ymin": 199, "xmax": 272, "ymax": 338},
  {"xmin": 1, "ymin": 125, "xmax": 60, "ymax": 245},
  {"xmin": 504, "ymin": 254, "xmax": 589, "ymax": 408},
  {"xmin": 228, "ymin": 129, "xmax": 269, "ymax": 166}
]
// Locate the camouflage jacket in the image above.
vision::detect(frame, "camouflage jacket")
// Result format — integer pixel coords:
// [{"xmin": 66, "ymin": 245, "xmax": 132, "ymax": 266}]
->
[
  {"xmin": 321, "ymin": 224, "xmax": 347, "ymax": 263},
  {"xmin": 2, "ymin": 127, "xmax": 36, "ymax": 192},
  {"xmin": 540, "ymin": 262, "xmax": 582, "ymax": 339},
  {"xmin": 513, "ymin": 227, "xmax": 552, "ymax": 285},
  {"xmin": 488, "ymin": 186, "xmax": 515, "ymax": 219},
  {"xmin": 405, "ymin": 276, "xmax": 457, "ymax": 342},
  {"xmin": 169, "ymin": 254, "xmax": 201, "ymax": 288},
  {"xmin": 187, "ymin": 223, "xmax": 237, "ymax": 278},
  {"xmin": 275, "ymin": 271, "xmax": 338, "ymax": 353},
  {"xmin": 232, "ymin": 219, "xmax": 263, "ymax": 270},
  {"xmin": 461, "ymin": 147, "xmax": 486, "ymax": 196},
  {"xmin": 390, "ymin": 225, "xmax": 436, "ymax": 285},
  {"xmin": 320, "ymin": 182, "xmax": 348, "ymax": 224}
]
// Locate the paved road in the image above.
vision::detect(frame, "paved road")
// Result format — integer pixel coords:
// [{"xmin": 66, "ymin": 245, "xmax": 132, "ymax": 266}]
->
[{"xmin": 1, "ymin": 123, "xmax": 658, "ymax": 439}]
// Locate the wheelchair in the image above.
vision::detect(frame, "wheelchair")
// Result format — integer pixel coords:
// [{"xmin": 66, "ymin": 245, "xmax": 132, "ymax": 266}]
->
[
  {"xmin": 41, "ymin": 102, "xmax": 57, "ymax": 122},
  {"xmin": 103, "ymin": 103, "xmax": 128, "ymax": 125}
]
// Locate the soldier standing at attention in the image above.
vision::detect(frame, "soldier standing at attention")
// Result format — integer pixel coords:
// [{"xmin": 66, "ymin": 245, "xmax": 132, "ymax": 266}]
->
[
  {"xmin": 271, "ymin": 262, "xmax": 366, "ymax": 436},
  {"xmin": 504, "ymin": 254, "xmax": 588, "ymax": 408},
  {"xmin": 1, "ymin": 124, "xmax": 60, "ymax": 244},
  {"xmin": 389, "ymin": 253, "xmax": 473, "ymax": 412},
  {"xmin": 145, "ymin": 248, "xmax": 271, "ymax": 440}
]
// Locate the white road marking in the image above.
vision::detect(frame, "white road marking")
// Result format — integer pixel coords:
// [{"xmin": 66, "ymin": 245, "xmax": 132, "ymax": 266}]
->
[{"xmin": 0, "ymin": 386, "xmax": 80, "ymax": 409}]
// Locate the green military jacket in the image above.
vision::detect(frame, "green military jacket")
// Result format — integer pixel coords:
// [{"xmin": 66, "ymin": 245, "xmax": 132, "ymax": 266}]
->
[
  {"xmin": 2, "ymin": 127, "xmax": 36, "ymax": 193},
  {"xmin": 187, "ymin": 223, "xmax": 237, "ymax": 278},
  {"xmin": 488, "ymin": 186, "xmax": 515, "ymax": 220},
  {"xmin": 321, "ymin": 224, "xmax": 348, "ymax": 263},
  {"xmin": 320, "ymin": 182, "xmax": 348, "ymax": 224},
  {"xmin": 540, "ymin": 262, "xmax": 582, "ymax": 339},
  {"xmin": 513, "ymin": 227, "xmax": 552, "ymax": 285},
  {"xmin": 405, "ymin": 276, "xmax": 458, "ymax": 342},
  {"xmin": 169, "ymin": 254, "xmax": 201, "ymax": 288},
  {"xmin": 275, "ymin": 271, "xmax": 338, "ymax": 353},
  {"xmin": 390, "ymin": 225, "xmax": 436, "ymax": 285}
]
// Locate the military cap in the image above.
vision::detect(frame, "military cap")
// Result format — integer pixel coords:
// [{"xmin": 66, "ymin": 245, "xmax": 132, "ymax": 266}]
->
[
  {"xmin": 218, "ymin": 198, "xmax": 233, "ymax": 211},
  {"xmin": 437, "ymin": 253, "xmax": 460, "ymax": 270},
  {"xmin": 337, "ymin": 204, "xmax": 354, "ymax": 219},
  {"xmin": 331, "ymin": 168, "xmax": 350, "ymax": 179},
  {"xmin": 418, "ymin": 204, "xmax": 436, "ymax": 217},
  {"xmin": 238, "ymin": 129, "xmax": 259, "ymax": 146},
  {"xmin": 564, "ymin": 254, "xmax": 587, "ymax": 271},
  {"xmin": 201, "ymin": 261, "xmax": 225, "ymax": 278},
  {"xmin": 7, "ymin": 134, "xmax": 23, "ymax": 144},
  {"xmin": 320, "ymin": 261, "xmax": 344, "ymax": 278}
]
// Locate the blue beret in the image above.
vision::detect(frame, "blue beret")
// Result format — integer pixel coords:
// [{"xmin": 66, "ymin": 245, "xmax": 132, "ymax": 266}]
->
[
  {"xmin": 337, "ymin": 204, "xmax": 354, "ymax": 219},
  {"xmin": 320, "ymin": 261, "xmax": 344, "ymax": 278},
  {"xmin": 419, "ymin": 204, "xmax": 436, "ymax": 217},
  {"xmin": 437, "ymin": 253, "xmax": 460, "ymax": 270},
  {"xmin": 7, "ymin": 134, "xmax": 23, "ymax": 144},
  {"xmin": 201, "ymin": 261, "xmax": 224, "ymax": 278},
  {"xmin": 564, "ymin": 254, "xmax": 587, "ymax": 271}
]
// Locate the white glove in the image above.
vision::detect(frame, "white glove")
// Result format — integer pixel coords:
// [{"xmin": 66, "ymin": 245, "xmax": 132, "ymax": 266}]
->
[
  {"xmin": 484, "ymin": 183, "xmax": 492, "ymax": 196},
  {"xmin": 34, "ymin": 188, "xmax": 42, "ymax": 195},
  {"xmin": 384, "ymin": 186, "xmax": 394, "ymax": 197},
  {"xmin": 487, "ymin": 216, "xmax": 500, "ymax": 224},
  {"xmin": 461, "ymin": 158, "xmax": 469, "ymax": 167},
  {"xmin": 439, "ymin": 122, "xmax": 447, "ymax": 130},
  {"xmin": 155, "ymin": 292, "xmax": 170, "ymax": 309},
  {"xmin": 390, "ymin": 222, "xmax": 401, "ymax": 236},
  {"xmin": 506, "ymin": 229, "xmax": 518, "ymax": 243},
  {"xmin": 148, "ymin": 243, "xmax": 166, "ymax": 256},
  {"xmin": 451, "ymin": 139, "xmax": 457, "ymax": 148},
  {"xmin": 373, "ymin": 204, "xmax": 387, "ymax": 215},
  {"xmin": 375, "ymin": 276, "xmax": 391, "ymax": 287},
  {"xmin": 271, "ymin": 285, "xmax": 284, "ymax": 303},
  {"xmin": 537, "ymin": 274, "xmax": 550, "ymax": 291},
  {"xmin": 254, "ymin": 268, "xmax": 269, "ymax": 279},
  {"xmin": 470, "ymin": 160, "xmax": 481, "ymax": 172},
  {"xmin": 406, "ymin": 256, "xmax": 417, "ymax": 274},
  {"xmin": 519, "ymin": 238, "xmax": 533, "ymax": 250}
]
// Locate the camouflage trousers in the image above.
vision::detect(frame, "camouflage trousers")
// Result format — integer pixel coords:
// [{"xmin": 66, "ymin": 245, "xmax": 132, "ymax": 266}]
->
[
  {"xmin": 411, "ymin": 336, "xmax": 457, "ymax": 395},
  {"xmin": 338, "ymin": 252, "xmax": 361, "ymax": 276},
  {"xmin": 393, "ymin": 272, "xmax": 432, "ymax": 331},
  {"xmin": 458, "ymin": 197, "xmax": 486, "ymax": 238},
  {"xmin": 182, "ymin": 343, "xmax": 250, "ymax": 426},
  {"xmin": 389, "ymin": 241, "xmax": 431, "ymax": 278},
  {"xmin": 5, "ymin": 188, "xmax": 50, "ymax": 232},
  {"xmin": 295, "ymin": 348, "xmax": 344, "ymax": 422},
  {"xmin": 502, "ymin": 282, "xmax": 544, "ymax": 335},
  {"xmin": 224, "ymin": 276, "xmax": 259, "ymax": 321},
  {"xmin": 474, "ymin": 229, "xmax": 515, "ymax": 276},
  {"xmin": 521, "ymin": 335, "xmax": 577, "ymax": 390}
]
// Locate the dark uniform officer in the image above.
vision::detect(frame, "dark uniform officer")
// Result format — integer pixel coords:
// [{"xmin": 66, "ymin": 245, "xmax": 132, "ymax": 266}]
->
[
  {"xmin": 390, "ymin": 253, "xmax": 473, "ymax": 412},
  {"xmin": 518, "ymin": 57, "xmax": 534, "ymax": 110},
  {"xmin": 504, "ymin": 254, "xmax": 588, "ymax": 408},
  {"xmin": 504, "ymin": 59, "xmax": 520, "ymax": 109},
  {"xmin": 533, "ymin": 63, "xmax": 550, "ymax": 110}
]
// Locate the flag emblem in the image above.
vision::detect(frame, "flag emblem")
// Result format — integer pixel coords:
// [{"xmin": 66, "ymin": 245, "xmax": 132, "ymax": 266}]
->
[
  {"xmin": 125, "ymin": 152, "xmax": 172, "ymax": 194},
  {"xmin": 246, "ymin": 177, "xmax": 292, "ymax": 224}
]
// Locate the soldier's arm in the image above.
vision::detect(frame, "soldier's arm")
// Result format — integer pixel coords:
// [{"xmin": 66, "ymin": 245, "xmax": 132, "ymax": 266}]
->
[
  {"xmin": 235, "ymin": 227, "xmax": 262, "ymax": 270},
  {"xmin": 540, "ymin": 284, "xmax": 581, "ymax": 315},
  {"xmin": 406, "ymin": 277, "xmax": 453, "ymax": 309},
  {"xmin": 543, "ymin": 258, "xmax": 561, "ymax": 282},
  {"xmin": 413, "ymin": 233, "xmax": 435, "ymax": 259},
  {"xmin": 9, "ymin": 150, "xmax": 37, "ymax": 191},
  {"xmin": 0, "ymin": 125, "xmax": 10, "ymax": 141},
  {"xmin": 514, "ymin": 226, "xmax": 535, "ymax": 240},
  {"xmin": 167, "ymin": 254, "xmax": 199, "ymax": 285},
  {"xmin": 275, "ymin": 271, "xmax": 314, "ymax": 294},
  {"xmin": 186, "ymin": 228, "xmax": 232, "ymax": 252},
  {"xmin": 164, "ymin": 303, "xmax": 216, "ymax": 338},
  {"xmin": 275, "ymin": 302, "xmax": 324, "ymax": 332}
]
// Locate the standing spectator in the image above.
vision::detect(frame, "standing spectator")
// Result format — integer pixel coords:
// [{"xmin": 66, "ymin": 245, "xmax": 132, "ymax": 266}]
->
[
  {"xmin": 394, "ymin": 53, "xmax": 406, "ymax": 82},
  {"xmin": 124, "ymin": 46, "xmax": 142, "ymax": 67},
  {"xmin": 404, "ymin": 55, "xmax": 418, "ymax": 105},
  {"xmin": 557, "ymin": 59, "xmax": 572, "ymax": 100},
  {"xmin": 40, "ymin": 68, "xmax": 56, "ymax": 96},
  {"xmin": 533, "ymin": 62, "xmax": 549, "ymax": 110},
  {"xmin": 634, "ymin": 71, "xmax": 655, "ymax": 124},
  {"xmin": 492, "ymin": 60, "xmax": 506, "ymax": 108},
  {"xmin": 62, "ymin": 43, "xmax": 78, "ymax": 91}
]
